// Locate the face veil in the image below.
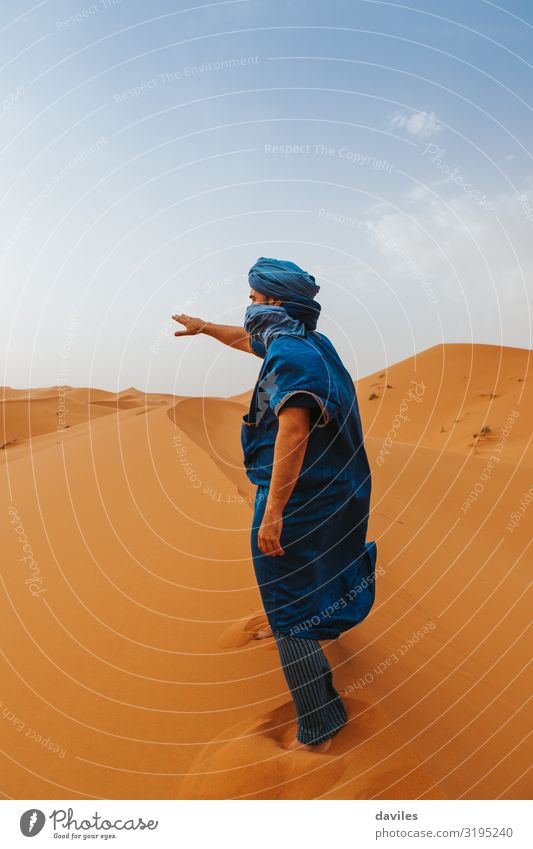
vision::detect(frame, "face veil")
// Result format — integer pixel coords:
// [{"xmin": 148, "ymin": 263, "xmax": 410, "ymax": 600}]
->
[{"xmin": 244, "ymin": 303, "xmax": 307, "ymax": 349}]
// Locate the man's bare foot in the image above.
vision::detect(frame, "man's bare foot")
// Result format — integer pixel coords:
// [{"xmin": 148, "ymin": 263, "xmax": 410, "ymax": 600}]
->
[
  {"xmin": 285, "ymin": 735, "xmax": 332, "ymax": 753},
  {"xmin": 252, "ymin": 623, "xmax": 273, "ymax": 639}
]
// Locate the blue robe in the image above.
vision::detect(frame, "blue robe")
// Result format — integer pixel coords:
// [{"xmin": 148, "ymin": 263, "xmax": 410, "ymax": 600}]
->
[{"xmin": 241, "ymin": 330, "xmax": 377, "ymax": 640}]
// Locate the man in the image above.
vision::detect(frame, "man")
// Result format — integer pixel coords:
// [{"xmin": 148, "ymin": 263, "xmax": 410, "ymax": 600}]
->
[{"xmin": 172, "ymin": 257, "xmax": 377, "ymax": 753}]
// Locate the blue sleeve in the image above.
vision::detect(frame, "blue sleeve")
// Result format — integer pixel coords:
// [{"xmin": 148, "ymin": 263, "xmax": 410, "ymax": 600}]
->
[
  {"xmin": 264, "ymin": 338, "xmax": 342, "ymax": 427},
  {"xmin": 280, "ymin": 392, "xmax": 320, "ymax": 409},
  {"xmin": 279, "ymin": 391, "xmax": 322, "ymax": 424}
]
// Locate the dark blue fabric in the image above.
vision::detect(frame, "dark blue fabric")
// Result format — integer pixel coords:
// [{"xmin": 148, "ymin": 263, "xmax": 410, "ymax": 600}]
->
[
  {"xmin": 279, "ymin": 391, "xmax": 321, "ymax": 426},
  {"xmin": 249, "ymin": 336, "xmax": 267, "ymax": 358},
  {"xmin": 280, "ymin": 392, "xmax": 320, "ymax": 408},
  {"xmin": 248, "ymin": 257, "xmax": 321, "ymax": 331},
  {"xmin": 244, "ymin": 303, "xmax": 306, "ymax": 350},
  {"xmin": 242, "ymin": 330, "xmax": 377, "ymax": 640}
]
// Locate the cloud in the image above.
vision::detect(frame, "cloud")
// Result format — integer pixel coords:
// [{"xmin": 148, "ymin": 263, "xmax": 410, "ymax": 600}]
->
[
  {"xmin": 389, "ymin": 110, "xmax": 443, "ymax": 139},
  {"xmin": 363, "ymin": 184, "xmax": 532, "ymax": 317}
]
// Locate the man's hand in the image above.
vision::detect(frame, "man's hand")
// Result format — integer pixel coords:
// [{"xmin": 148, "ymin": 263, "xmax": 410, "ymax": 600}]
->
[
  {"xmin": 171, "ymin": 316, "xmax": 255, "ymax": 352},
  {"xmin": 172, "ymin": 313, "xmax": 210, "ymax": 336},
  {"xmin": 258, "ymin": 505, "xmax": 285, "ymax": 557}
]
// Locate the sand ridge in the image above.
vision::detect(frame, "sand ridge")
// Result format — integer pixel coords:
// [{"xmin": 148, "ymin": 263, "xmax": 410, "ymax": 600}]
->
[{"xmin": 0, "ymin": 344, "xmax": 531, "ymax": 799}]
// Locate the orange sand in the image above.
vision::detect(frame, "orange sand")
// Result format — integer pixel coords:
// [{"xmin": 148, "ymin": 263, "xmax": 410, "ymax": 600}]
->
[{"xmin": 0, "ymin": 343, "xmax": 530, "ymax": 799}]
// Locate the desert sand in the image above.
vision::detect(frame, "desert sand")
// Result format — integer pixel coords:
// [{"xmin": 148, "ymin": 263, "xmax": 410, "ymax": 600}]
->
[{"xmin": 0, "ymin": 342, "xmax": 531, "ymax": 800}]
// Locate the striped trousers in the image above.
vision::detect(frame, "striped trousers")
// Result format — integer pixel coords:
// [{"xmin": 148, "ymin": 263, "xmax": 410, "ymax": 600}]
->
[{"xmin": 273, "ymin": 631, "xmax": 348, "ymax": 745}]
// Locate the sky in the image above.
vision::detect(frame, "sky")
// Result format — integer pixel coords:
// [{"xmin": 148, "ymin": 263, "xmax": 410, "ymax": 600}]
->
[{"xmin": 1, "ymin": 0, "xmax": 532, "ymax": 396}]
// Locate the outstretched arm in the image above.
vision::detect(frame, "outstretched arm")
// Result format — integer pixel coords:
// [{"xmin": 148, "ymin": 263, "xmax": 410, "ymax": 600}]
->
[{"xmin": 172, "ymin": 313, "xmax": 254, "ymax": 353}]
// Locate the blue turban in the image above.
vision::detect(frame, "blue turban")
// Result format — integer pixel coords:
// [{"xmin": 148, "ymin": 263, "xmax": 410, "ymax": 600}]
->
[{"xmin": 248, "ymin": 257, "xmax": 321, "ymax": 331}]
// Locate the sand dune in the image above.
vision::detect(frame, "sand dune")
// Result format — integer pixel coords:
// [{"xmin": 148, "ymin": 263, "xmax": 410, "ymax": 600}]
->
[
  {"xmin": 226, "ymin": 389, "xmax": 254, "ymax": 405},
  {"xmin": 0, "ymin": 387, "xmax": 119, "ymax": 460},
  {"xmin": 0, "ymin": 386, "xmax": 176, "ymax": 461},
  {"xmin": 359, "ymin": 343, "xmax": 531, "ymax": 467},
  {"xmin": 0, "ymin": 344, "xmax": 530, "ymax": 799}
]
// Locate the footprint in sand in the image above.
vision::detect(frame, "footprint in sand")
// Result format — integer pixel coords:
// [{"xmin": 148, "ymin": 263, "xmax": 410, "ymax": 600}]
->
[
  {"xmin": 218, "ymin": 614, "xmax": 277, "ymax": 650},
  {"xmin": 178, "ymin": 691, "xmax": 448, "ymax": 799},
  {"xmin": 178, "ymin": 700, "xmax": 347, "ymax": 800}
]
